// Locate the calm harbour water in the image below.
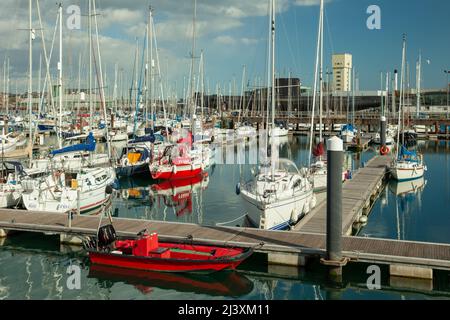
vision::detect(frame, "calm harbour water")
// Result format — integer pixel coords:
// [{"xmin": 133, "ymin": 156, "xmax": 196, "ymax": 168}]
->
[{"xmin": 1, "ymin": 136, "xmax": 450, "ymax": 300}]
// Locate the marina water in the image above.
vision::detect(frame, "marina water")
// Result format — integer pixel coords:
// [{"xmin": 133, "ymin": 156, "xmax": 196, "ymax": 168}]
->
[{"xmin": 1, "ymin": 136, "xmax": 450, "ymax": 300}]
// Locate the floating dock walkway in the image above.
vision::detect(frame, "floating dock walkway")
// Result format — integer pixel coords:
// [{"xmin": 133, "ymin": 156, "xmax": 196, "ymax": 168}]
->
[
  {"xmin": 1, "ymin": 207, "xmax": 450, "ymax": 278},
  {"xmin": 294, "ymin": 155, "xmax": 391, "ymax": 235}
]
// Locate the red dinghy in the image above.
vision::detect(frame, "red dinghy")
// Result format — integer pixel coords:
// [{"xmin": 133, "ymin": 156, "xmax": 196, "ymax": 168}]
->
[{"xmin": 84, "ymin": 224, "xmax": 253, "ymax": 273}]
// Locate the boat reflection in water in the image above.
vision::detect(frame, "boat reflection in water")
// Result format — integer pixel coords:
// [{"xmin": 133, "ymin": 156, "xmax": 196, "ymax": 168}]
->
[
  {"xmin": 88, "ymin": 264, "xmax": 254, "ymax": 298},
  {"xmin": 115, "ymin": 173, "xmax": 210, "ymax": 221},
  {"xmin": 389, "ymin": 176, "xmax": 427, "ymax": 197},
  {"xmin": 389, "ymin": 177, "xmax": 427, "ymax": 241},
  {"xmin": 150, "ymin": 173, "xmax": 209, "ymax": 217}
]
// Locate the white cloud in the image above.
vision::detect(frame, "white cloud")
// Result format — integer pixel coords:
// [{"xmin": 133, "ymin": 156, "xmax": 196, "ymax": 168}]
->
[
  {"xmin": 214, "ymin": 36, "xmax": 236, "ymax": 45},
  {"xmin": 213, "ymin": 36, "xmax": 260, "ymax": 46},
  {"xmin": 294, "ymin": 0, "xmax": 333, "ymax": 6},
  {"xmin": 0, "ymin": 0, "xmax": 309, "ymax": 92},
  {"xmin": 99, "ymin": 8, "xmax": 144, "ymax": 28},
  {"xmin": 240, "ymin": 38, "xmax": 260, "ymax": 45}
]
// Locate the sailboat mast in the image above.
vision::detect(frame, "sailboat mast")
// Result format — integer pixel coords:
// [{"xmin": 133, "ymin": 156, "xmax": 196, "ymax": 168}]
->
[
  {"xmin": 190, "ymin": 0, "xmax": 197, "ymax": 128},
  {"xmin": 319, "ymin": 0, "xmax": 324, "ymax": 143},
  {"xmin": 77, "ymin": 52, "xmax": 82, "ymax": 116},
  {"xmin": 271, "ymin": 0, "xmax": 276, "ymax": 178},
  {"xmin": 238, "ymin": 65, "xmax": 246, "ymax": 124},
  {"xmin": 145, "ymin": 9, "xmax": 150, "ymax": 127},
  {"xmin": 113, "ymin": 63, "xmax": 118, "ymax": 113},
  {"xmin": 58, "ymin": 3, "xmax": 63, "ymax": 149},
  {"xmin": 38, "ymin": 54, "xmax": 42, "ymax": 112},
  {"xmin": 416, "ymin": 51, "xmax": 421, "ymax": 117},
  {"xmin": 308, "ymin": 0, "xmax": 323, "ymax": 168},
  {"xmin": 6, "ymin": 58, "xmax": 10, "ymax": 117},
  {"xmin": 402, "ymin": 39, "xmax": 407, "ymax": 145},
  {"xmin": 28, "ymin": 0, "xmax": 33, "ymax": 162},
  {"xmin": 88, "ymin": 0, "xmax": 93, "ymax": 131},
  {"xmin": 288, "ymin": 71, "xmax": 292, "ymax": 117},
  {"xmin": 134, "ymin": 39, "xmax": 139, "ymax": 116},
  {"xmin": 352, "ymin": 68, "xmax": 355, "ymax": 127},
  {"xmin": 264, "ymin": 0, "xmax": 272, "ymax": 170},
  {"xmin": 92, "ymin": 0, "xmax": 111, "ymax": 158},
  {"xmin": 396, "ymin": 35, "xmax": 406, "ymax": 160},
  {"xmin": 149, "ymin": 7, "xmax": 154, "ymax": 130},
  {"xmin": 385, "ymin": 72, "xmax": 389, "ymax": 117},
  {"xmin": 200, "ymin": 50, "xmax": 204, "ymax": 128},
  {"xmin": 380, "ymin": 72, "xmax": 384, "ymax": 116},
  {"xmin": 2, "ymin": 59, "xmax": 5, "ymax": 113},
  {"xmin": 271, "ymin": 0, "xmax": 275, "ymax": 132},
  {"xmin": 151, "ymin": 17, "xmax": 169, "ymax": 136}
]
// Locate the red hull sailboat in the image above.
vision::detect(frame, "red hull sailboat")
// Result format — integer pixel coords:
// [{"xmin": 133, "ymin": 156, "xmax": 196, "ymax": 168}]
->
[
  {"xmin": 150, "ymin": 162, "xmax": 203, "ymax": 180},
  {"xmin": 85, "ymin": 224, "xmax": 253, "ymax": 273},
  {"xmin": 149, "ymin": 133, "xmax": 205, "ymax": 180}
]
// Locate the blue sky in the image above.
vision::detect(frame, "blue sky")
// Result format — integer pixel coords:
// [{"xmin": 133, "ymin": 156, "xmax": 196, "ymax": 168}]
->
[
  {"xmin": 1, "ymin": 0, "xmax": 449, "ymax": 93},
  {"xmin": 198, "ymin": 0, "xmax": 450, "ymax": 91}
]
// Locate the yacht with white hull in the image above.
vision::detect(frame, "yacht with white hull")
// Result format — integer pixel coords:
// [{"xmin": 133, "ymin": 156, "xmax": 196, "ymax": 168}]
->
[
  {"xmin": 390, "ymin": 35, "xmax": 426, "ymax": 182},
  {"xmin": 21, "ymin": 167, "xmax": 116, "ymax": 214},
  {"xmin": 239, "ymin": 0, "xmax": 315, "ymax": 230},
  {"xmin": 31, "ymin": 132, "xmax": 110, "ymax": 171},
  {"xmin": 241, "ymin": 160, "xmax": 316, "ymax": 230}
]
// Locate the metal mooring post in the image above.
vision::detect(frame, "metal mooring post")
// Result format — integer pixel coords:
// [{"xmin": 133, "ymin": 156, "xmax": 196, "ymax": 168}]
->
[
  {"xmin": 380, "ymin": 116, "xmax": 387, "ymax": 150},
  {"xmin": 321, "ymin": 136, "xmax": 348, "ymax": 282}
]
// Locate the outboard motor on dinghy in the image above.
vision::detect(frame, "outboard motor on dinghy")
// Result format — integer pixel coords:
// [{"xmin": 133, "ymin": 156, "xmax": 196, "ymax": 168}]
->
[{"xmin": 98, "ymin": 224, "xmax": 118, "ymax": 248}]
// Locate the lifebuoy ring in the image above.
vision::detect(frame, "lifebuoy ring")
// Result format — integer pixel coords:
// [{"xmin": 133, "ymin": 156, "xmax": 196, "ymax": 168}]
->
[{"xmin": 380, "ymin": 145, "xmax": 390, "ymax": 155}]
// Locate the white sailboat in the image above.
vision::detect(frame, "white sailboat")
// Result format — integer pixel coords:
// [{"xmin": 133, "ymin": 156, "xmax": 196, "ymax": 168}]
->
[
  {"xmin": 390, "ymin": 35, "xmax": 426, "ymax": 182},
  {"xmin": 21, "ymin": 167, "xmax": 115, "ymax": 214},
  {"xmin": 268, "ymin": 126, "xmax": 288, "ymax": 137},
  {"xmin": 31, "ymin": 132, "xmax": 111, "ymax": 171},
  {"xmin": 390, "ymin": 145, "xmax": 426, "ymax": 181},
  {"xmin": 339, "ymin": 124, "xmax": 357, "ymax": 143},
  {"xmin": 240, "ymin": 0, "xmax": 316, "ymax": 230},
  {"xmin": 0, "ymin": 161, "xmax": 25, "ymax": 208},
  {"xmin": 33, "ymin": 1, "xmax": 111, "ymax": 171},
  {"xmin": 373, "ymin": 132, "xmax": 395, "ymax": 145},
  {"xmin": 0, "ymin": 131, "xmax": 20, "ymax": 154},
  {"xmin": 0, "ymin": 161, "xmax": 52, "ymax": 208},
  {"xmin": 109, "ymin": 130, "xmax": 128, "ymax": 142}
]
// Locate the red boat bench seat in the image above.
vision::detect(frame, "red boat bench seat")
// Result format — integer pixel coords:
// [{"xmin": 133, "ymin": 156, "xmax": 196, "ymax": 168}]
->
[{"xmin": 148, "ymin": 247, "xmax": 171, "ymax": 259}]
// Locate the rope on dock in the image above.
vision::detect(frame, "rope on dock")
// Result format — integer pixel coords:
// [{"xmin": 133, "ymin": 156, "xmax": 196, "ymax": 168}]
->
[{"xmin": 215, "ymin": 213, "xmax": 248, "ymax": 226}]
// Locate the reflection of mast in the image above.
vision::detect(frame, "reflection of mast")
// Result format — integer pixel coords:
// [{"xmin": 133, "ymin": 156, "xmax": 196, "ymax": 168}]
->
[
  {"xmin": 395, "ymin": 198, "xmax": 401, "ymax": 240},
  {"xmin": 25, "ymin": 257, "xmax": 33, "ymax": 300}
]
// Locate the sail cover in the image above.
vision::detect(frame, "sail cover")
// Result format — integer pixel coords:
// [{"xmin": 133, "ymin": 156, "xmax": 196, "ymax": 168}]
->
[
  {"xmin": 398, "ymin": 145, "xmax": 418, "ymax": 160},
  {"xmin": 341, "ymin": 124, "xmax": 356, "ymax": 133},
  {"xmin": 128, "ymin": 134, "xmax": 164, "ymax": 144},
  {"xmin": 50, "ymin": 132, "xmax": 96, "ymax": 156},
  {"xmin": 129, "ymin": 134, "xmax": 156, "ymax": 144}
]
